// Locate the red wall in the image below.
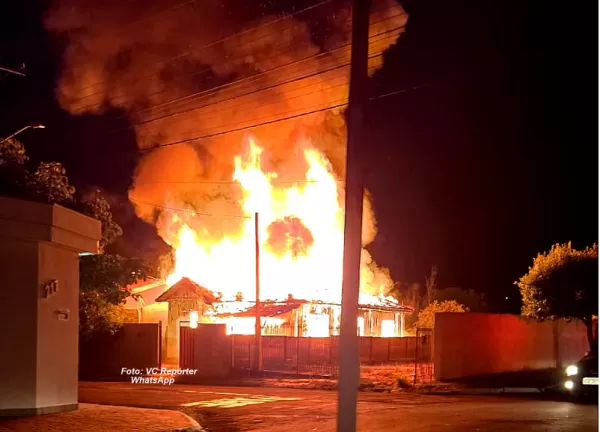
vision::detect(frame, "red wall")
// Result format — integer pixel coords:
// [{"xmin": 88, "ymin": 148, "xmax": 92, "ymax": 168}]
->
[{"xmin": 434, "ymin": 313, "xmax": 588, "ymax": 380}]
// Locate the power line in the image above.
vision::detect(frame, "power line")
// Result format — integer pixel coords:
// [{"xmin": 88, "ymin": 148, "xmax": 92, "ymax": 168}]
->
[
  {"xmin": 134, "ymin": 178, "xmax": 345, "ymax": 186},
  {"xmin": 72, "ymin": 7, "xmax": 405, "ymax": 115},
  {"xmin": 134, "ymin": 63, "xmax": 353, "ymax": 133},
  {"xmin": 138, "ymin": 98, "xmax": 348, "ymax": 153},
  {"xmin": 133, "ymin": 14, "xmax": 405, "ymax": 120},
  {"xmin": 98, "ymin": 77, "xmax": 422, "ymax": 160},
  {"xmin": 73, "ymin": 0, "xmax": 344, "ymax": 97},
  {"xmin": 135, "ymin": 25, "xmax": 402, "ymax": 125},
  {"xmin": 368, "ymin": 83, "xmax": 429, "ymax": 101},
  {"xmin": 110, "ymin": 62, "xmax": 351, "ymax": 139},
  {"xmin": 73, "ymin": 0, "xmax": 400, "ymax": 102},
  {"xmin": 131, "ymin": 51, "xmax": 386, "ymax": 141},
  {"xmin": 115, "ymin": 0, "xmax": 196, "ymax": 29},
  {"xmin": 136, "ymin": 64, "xmax": 350, "ymax": 127},
  {"xmin": 129, "ymin": 196, "xmax": 251, "ymax": 219},
  {"xmin": 105, "ymin": 29, "xmax": 400, "ymax": 139}
]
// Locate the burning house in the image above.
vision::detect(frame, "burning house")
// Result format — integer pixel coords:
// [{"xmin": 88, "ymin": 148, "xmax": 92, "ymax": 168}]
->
[
  {"xmin": 50, "ymin": 0, "xmax": 412, "ymax": 362},
  {"xmin": 125, "ymin": 276, "xmax": 412, "ymax": 362},
  {"xmin": 211, "ymin": 299, "xmax": 411, "ymax": 338}
]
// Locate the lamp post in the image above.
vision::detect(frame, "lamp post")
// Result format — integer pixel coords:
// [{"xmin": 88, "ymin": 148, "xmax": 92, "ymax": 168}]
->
[
  {"xmin": 0, "ymin": 64, "xmax": 26, "ymax": 77},
  {"xmin": 0, "ymin": 124, "xmax": 46, "ymax": 143}
]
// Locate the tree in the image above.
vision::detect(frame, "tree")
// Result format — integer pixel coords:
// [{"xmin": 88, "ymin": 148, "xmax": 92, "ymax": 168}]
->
[
  {"xmin": 415, "ymin": 300, "xmax": 469, "ymax": 329},
  {"xmin": 517, "ymin": 243, "xmax": 598, "ymax": 351},
  {"xmin": 26, "ymin": 161, "xmax": 75, "ymax": 203},
  {"xmin": 81, "ymin": 193, "xmax": 123, "ymax": 251},
  {"xmin": 79, "ymin": 254, "xmax": 153, "ymax": 338},
  {"xmin": 424, "ymin": 265, "xmax": 438, "ymax": 307},
  {"xmin": 0, "ymin": 137, "xmax": 28, "ymax": 166},
  {"xmin": 0, "ymin": 137, "xmax": 135, "ymax": 337},
  {"xmin": 0, "ymin": 138, "xmax": 77, "ymax": 205},
  {"xmin": 388, "ymin": 281, "xmax": 422, "ymax": 333},
  {"xmin": 0, "ymin": 138, "xmax": 30, "ymax": 197},
  {"xmin": 434, "ymin": 287, "xmax": 488, "ymax": 312}
]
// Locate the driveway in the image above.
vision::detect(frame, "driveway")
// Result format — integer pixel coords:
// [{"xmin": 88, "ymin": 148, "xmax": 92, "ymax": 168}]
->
[{"xmin": 79, "ymin": 382, "xmax": 598, "ymax": 432}]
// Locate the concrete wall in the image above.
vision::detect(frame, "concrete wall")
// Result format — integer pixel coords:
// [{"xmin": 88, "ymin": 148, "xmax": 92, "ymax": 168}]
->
[
  {"xmin": 434, "ymin": 313, "xmax": 589, "ymax": 381},
  {"xmin": 0, "ymin": 238, "xmax": 39, "ymax": 411},
  {"xmin": 36, "ymin": 242, "xmax": 80, "ymax": 410},
  {"xmin": 0, "ymin": 197, "xmax": 100, "ymax": 416}
]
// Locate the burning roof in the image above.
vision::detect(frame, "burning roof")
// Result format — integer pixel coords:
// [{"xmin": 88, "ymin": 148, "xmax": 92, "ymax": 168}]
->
[
  {"xmin": 218, "ymin": 300, "xmax": 308, "ymax": 318},
  {"xmin": 155, "ymin": 277, "xmax": 217, "ymax": 304},
  {"xmin": 216, "ymin": 299, "xmax": 413, "ymax": 318}
]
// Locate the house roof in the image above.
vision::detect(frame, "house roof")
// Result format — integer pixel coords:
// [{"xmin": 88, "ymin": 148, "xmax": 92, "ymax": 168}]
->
[
  {"xmin": 224, "ymin": 300, "xmax": 308, "ymax": 318},
  {"xmin": 154, "ymin": 277, "xmax": 217, "ymax": 304},
  {"xmin": 357, "ymin": 303, "xmax": 413, "ymax": 313},
  {"xmin": 217, "ymin": 299, "xmax": 412, "ymax": 318}
]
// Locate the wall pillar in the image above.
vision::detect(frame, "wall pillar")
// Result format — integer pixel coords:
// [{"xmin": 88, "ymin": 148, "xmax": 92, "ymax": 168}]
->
[{"xmin": 0, "ymin": 197, "xmax": 101, "ymax": 416}]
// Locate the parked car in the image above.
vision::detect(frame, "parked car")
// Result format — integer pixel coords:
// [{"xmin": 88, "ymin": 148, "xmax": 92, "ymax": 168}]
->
[{"xmin": 563, "ymin": 351, "xmax": 598, "ymax": 400}]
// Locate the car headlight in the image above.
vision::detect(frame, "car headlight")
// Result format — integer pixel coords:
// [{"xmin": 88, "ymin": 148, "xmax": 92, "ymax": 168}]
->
[
  {"xmin": 565, "ymin": 380, "xmax": 575, "ymax": 390},
  {"xmin": 566, "ymin": 365, "xmax": 578, "ymax": 376}
]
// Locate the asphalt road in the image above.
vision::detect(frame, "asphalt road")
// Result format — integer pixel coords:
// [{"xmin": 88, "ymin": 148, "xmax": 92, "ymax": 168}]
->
[{"xmin": 79, "ymin": 382, "xmax": 597, "ymax": 432}]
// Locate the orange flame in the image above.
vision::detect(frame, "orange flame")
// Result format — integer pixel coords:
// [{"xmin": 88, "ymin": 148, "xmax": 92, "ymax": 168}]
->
[{"xmin": 163, "ymin": 134, "xmax": 394, "ymax": 306}]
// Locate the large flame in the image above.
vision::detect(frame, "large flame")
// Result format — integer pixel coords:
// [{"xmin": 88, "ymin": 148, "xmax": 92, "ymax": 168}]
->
[{"xmin": 163, "ymin": 134, "xmax": 393, "ymax": 305}]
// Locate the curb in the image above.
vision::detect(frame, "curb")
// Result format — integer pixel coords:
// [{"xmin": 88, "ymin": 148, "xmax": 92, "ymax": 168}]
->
[
  {"xmin": 169, "ymin": 411, "xmax": 205, "ymax": 432},
  {"xmin": 422, "ymin": 387, "xmax": 543, "ymax": 396}
]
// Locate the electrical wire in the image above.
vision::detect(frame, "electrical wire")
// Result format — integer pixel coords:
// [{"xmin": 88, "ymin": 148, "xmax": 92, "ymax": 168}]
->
[
  {"xmin": 72, "ymin": 0, "xmax": 345, "ymax": 97},
  {"xmin": 72, "ymin": 7, "xmax": 405, "ymax": 115},
  {"xmin": 133, "ymin": 13, "xmax": 405, "ymax": 120},
  {"xmin": 368, "ymin": 83, "xmax": 429, "ymax": 101},
  {"xmin": 132, "ymin": 52, "xmax": 386, "ymax": 141},
  {"xmin": 103, "ymin": 28, "xmax": 401, "ymax": 138},
  {"xmin": 129, "ymin": 196, "xmax": 251, "ymax": 218},
  {"xmin": 134, "ymin": 25, "xmax": 402, "ymax": 125},
  {"xmin": 134, "ymin": 178, "xmax": 345, "ymax": 186},
  {"xmin": 138, "ymin": 97, "xmax": 348, "ymax": 153},
  {"xmin": 93, "ymin": 77, "xmax": 424, "ymax": 161}
]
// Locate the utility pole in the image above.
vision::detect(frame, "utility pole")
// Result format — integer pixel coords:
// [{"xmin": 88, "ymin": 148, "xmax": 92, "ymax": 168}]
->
[
  {"xmin": 253, "ymin": 212, "xmax": 263, "ymax": 371},
  {"xmin": 337, "ymin": 0, "xmax": 371, "ymax": 431}
]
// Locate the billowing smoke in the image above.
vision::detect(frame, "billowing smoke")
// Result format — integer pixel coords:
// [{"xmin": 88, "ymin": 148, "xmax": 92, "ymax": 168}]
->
[{"xmin": 44, "ymin": 0, "xmax": 408, "ymax": 297}]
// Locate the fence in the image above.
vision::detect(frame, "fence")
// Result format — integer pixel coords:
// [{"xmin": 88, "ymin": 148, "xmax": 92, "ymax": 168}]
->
[
  {"xmin": 414, "ymin": 327, "xmax": 434, "ymax": 383},
  {"xmin": 80, "ymin": 323, "xmax": 161, "ymax": 380},
  {"xmin": 232, "ymin": 335, "xmax": 421, "ymax": 376},
  {"xmin": 180, "ymin": 328, "xmax": 425, "ymax": 378}
]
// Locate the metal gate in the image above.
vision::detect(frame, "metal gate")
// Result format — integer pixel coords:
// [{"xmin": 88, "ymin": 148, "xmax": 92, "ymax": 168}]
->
[{"xmin": 414, "ymin": 327, "xmax": 434, "ymax": 384}]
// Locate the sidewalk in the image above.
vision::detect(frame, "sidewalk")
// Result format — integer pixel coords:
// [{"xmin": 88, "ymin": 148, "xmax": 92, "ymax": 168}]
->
[{"xmin": 0, "ymin": 403, "xmax": 203, "ymax": 432}]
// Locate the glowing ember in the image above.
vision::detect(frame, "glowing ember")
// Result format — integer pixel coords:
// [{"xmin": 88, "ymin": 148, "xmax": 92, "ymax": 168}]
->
[
  {"xmin": 223, "ymin": 316, "xmax": 287, "ymax": 335},
  {"xmin": 189, "ymin": 311, "xmax": 199, "ymax": 329},
  {"xmin": 162, "ymin": 135, "xmax": 395, "ymax": 307},
  {"xmin": 380, "ymin": 320, "xmax": 395, "ymax": 337}
]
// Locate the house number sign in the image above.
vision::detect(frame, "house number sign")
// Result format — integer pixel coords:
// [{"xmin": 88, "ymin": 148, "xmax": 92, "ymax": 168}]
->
[{"xmin": 43, "ymin": 279, "xmax": 59, "ymax": 298}]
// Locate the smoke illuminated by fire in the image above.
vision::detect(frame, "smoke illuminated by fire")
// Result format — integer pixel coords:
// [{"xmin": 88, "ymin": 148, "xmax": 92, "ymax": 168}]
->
[
  {"xmin": 43, "ymin": 0, "xmax": 408, "ymax": 306},
  {"xmin": 162, "ymin": 135, "xmax": 393, "ymax": 304}
]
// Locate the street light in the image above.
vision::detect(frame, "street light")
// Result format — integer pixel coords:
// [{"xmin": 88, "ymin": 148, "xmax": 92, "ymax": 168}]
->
[{"xmin": 0, "ymin": 124, "xmax": 46, "ymax": 143}]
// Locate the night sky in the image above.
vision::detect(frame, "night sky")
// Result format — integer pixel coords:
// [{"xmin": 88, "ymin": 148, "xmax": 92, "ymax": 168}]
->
[{"xmin": 1, "ymin": 0, "xmax": 597, "ymax": 313}]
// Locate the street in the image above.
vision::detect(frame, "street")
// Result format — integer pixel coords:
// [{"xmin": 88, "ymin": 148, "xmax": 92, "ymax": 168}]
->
[{"xmin": 79, "ymin": 382, "xmax": 597, "ymax": 432}]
